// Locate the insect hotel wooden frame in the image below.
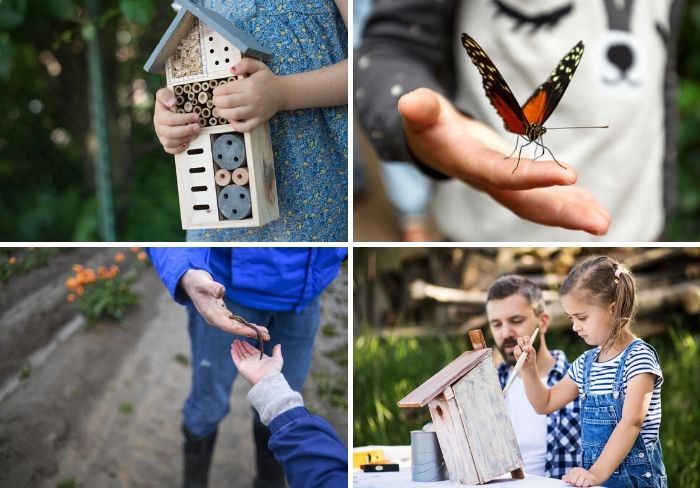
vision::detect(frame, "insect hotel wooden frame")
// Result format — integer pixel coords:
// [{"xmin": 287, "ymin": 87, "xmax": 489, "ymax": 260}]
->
[
  {"xmin": 144, "ymin": 0, "xmax": 278, "ymax": 229},
  {"xmin": 398, "ymin": 331, "xmax": 524, "ymax": 485}
]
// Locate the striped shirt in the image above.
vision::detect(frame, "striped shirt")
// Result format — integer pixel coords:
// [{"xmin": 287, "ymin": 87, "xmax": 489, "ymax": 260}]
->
[{"xmin": 568, "ymin": 341, "xmax": 663, "ymax": 446}]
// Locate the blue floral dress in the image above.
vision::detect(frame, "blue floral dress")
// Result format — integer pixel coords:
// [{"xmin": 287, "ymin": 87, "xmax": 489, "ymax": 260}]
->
[{"xmin": 188, "ymin": 0, "xmax": 348, "ymax": 242}]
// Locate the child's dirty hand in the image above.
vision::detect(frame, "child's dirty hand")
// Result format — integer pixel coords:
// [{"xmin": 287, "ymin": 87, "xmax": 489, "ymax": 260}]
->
[
  {"xmin": 562, "ymin": 467, "xmax": 602, "ymax": 487},
  {"xmin": 231, "ymin": 339, "xmax": 283, "ymax": 385},
  {"xmin": 154, "ymin": 87, "xmax": 201, "ymax": 154},
  {"xmin": 179, "ymin": 269, "xmax": 270, "ymax": 340},
  {"xmin": 212, "ymin": 58, "xmax": 284, "ymax": 133},
  {"xmin": 514, "ymin": 334, "xmax": 537, "ymax": 371}
]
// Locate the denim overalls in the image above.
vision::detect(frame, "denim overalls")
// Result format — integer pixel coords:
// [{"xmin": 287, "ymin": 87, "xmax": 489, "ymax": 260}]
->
[{"xmin": 580, "ymin": 339, "xmax": 667, "ymax": 488}]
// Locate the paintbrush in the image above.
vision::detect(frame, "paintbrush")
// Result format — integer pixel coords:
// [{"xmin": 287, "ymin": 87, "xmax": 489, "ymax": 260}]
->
[{"xmin": 503, "ymin": 327, "xmax": 539, "ymax": 395}]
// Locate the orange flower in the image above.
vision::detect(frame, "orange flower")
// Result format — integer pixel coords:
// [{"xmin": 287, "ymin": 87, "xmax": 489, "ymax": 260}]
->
[
  {"xmin": 8, "ymin": 257, "xmax": 17, "ymax": 265},
  {"xmin": 75, "ymin": 286, "xmax": 85, "ymax": 296},
  {"xmin": 114, "ymin": 252, "xmax": 126, "ymax": 263},
  {"xmin": 98, "ymin": 266, "xmax": 109, "ymax": 279},
  {"xmin": 72, "ymin": 264, "xmax": 84, "ymax": 273},
  {"xmin": 109, "ymin": 265, "xmax": 120, "ymax": 278},
  {"xmin": 130, "ymin": 247, "xmax": 141, "ymax": 253},
  {"xmin": 67, "ymin": 293, "xmax": 76, "ymax": 303},
  {"xmin": 82, "ymin": 268, "xmax": 97, "ymax": 284},
  {"xmin": 137, "ymin": 251, "xmax": 148, "ymax": 262},
  {"xmin": 66, "ymin": 277, "xmax": 80, "ymax": 290}
]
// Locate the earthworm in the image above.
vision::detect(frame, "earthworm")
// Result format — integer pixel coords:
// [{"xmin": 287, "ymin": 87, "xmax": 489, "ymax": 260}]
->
[{"xmin": 229, "ymin": 314, "xmax": 264, "ymax": 359}]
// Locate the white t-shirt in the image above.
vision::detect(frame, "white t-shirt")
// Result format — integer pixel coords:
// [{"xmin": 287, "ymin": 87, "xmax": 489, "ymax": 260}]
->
[
  {"xmin": 505, "ymin": 374, "xmax": 549, "ymax": 476},
  {"xmin": 441, "ymin": 0, "xmax": 674, "ymax": 241}
]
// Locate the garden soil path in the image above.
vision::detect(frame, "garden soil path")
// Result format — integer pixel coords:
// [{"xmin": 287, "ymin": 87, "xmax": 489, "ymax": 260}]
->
[{"xmin": 0, "ymin": 261, "xmax": 347, "ymax": 488}]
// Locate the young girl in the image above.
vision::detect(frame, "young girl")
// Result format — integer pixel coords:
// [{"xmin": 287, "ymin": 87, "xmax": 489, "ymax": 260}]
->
[
  {"xmin": 515, "ymin": 256, "xmax": 666, "ymax": 487},
  {"xmin": 153, "ymin": 0, "xmax": 348, "ymax": 242}
]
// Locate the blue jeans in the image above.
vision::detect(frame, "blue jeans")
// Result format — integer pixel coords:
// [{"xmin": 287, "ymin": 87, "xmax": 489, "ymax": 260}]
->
[
  {"xmin": 183, "ymin": 297, "xmax": 320, "ymax": 437},
  {"xmin": 581, "ymin": 340, "xmax": 667, "ymax": 488}
]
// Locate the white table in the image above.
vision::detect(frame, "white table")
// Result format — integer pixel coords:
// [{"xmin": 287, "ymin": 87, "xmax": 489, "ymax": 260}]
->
[{"xmin": 353, "ymin": 446, "xmax": 599, "ymax": 487}]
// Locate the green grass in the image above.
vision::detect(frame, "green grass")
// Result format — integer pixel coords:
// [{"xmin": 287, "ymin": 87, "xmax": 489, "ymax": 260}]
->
[
  {"xmin": 173, "ymin": 353, "xmax": 190, "ymax": 367},
  {"xmin": 18, "ymin": 365, "xmax": 31, "ymax": 380},
  {"xmin": 321, "ymin": 324, "xmax": 339, "ymax": 338},
  {"xmin": 0, "ymin": 248, "xmax": 62, "ymax": 283},
  {"xmin": 56, "ymin": 479, "xmax": 76, "ymax": 488},
  {"xmin": 118, "ymin": 403, "xmax": 134, "ymax": 415},
  {"xmin": 354, "ymin": 323, "xmax": 700, "ymax": 486}
]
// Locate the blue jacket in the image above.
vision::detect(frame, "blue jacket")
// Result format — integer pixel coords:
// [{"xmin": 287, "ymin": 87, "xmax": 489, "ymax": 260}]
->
[
  {"xmin": 269, "ymin": 407, "xmax": 348, "ymax": 488},
  {"xmin": 148, "ymin": 248, "xmax": 347, "ymax": 312}
]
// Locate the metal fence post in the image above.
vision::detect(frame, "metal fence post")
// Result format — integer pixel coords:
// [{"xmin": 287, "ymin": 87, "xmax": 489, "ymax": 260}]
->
[{"xmin": 85, "ymin": 0, "xmax": 116, "ymax": 241}]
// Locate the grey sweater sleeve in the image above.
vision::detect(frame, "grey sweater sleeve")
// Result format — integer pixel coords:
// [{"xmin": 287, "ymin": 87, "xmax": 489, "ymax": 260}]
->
[
  {"xmin": 247, "ymin": 372, "xmax": 304, "ymax": 426},
  {"xmin": 355, "ymin": 0, "xmax": 457, "ymax": 175}
]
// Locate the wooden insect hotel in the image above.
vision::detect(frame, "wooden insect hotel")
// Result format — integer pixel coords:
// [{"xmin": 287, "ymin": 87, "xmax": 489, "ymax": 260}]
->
[
  {"xmin": 144, "ymin": 0, "xmax": 278, "ymax": 229},
  {"xmin": 398, "ymin": 332, "xmax": 523, "ymax": 485}
]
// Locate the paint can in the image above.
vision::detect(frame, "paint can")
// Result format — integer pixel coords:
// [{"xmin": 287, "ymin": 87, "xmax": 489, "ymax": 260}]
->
[{"xmin": 411, "ymin": 430, "xmax": 447, "ymax": 482}]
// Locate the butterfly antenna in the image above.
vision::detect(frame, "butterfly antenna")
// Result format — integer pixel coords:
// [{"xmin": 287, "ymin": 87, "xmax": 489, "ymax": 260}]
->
[{"xmin": 546, "ymin": 125, "xmax": 609, "ymax": 130}]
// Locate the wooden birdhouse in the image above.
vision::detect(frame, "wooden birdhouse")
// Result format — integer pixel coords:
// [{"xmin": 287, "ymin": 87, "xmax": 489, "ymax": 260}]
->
[
  {"xmin": 398, "ymin": 333, "xmax": 524, "ymax": 485},
  {"xmin": 144, "ymin": 0, "xmax": 278, "ymax": 229}
]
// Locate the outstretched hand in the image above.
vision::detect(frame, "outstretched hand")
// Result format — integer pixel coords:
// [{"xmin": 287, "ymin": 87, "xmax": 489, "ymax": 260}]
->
[
  {"xmin": 179, "ymin": 269, "xmax": 270, "ymax": 340},
  {"xmin": 231, "ymin": 339, "xmax": 283, "ymax": 386},
  {"xmin": 398, "ymin": 88, "xmax": 611, "ymax": 236}
]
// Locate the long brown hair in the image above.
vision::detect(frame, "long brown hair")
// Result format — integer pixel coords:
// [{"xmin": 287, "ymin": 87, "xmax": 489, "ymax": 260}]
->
[{"xmin": 560, "ymin": 256, "xmax": 639, "ymax": 353}]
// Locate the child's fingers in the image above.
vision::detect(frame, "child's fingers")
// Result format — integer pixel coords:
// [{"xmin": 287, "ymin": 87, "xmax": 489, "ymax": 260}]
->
[
  {"xmin": 213, "ymin": 106, "xmax": 252, "ymax": 122},
  {"xmin": 212, "ymin": 92, "xmax": 247, "ymax": 108},
  {"xmin": 230, "ymin": 340, "xmax": 242, "ymax": 364},
  {"xmin": 272, "ymin": 344, "xmax": 282, "ymax": 359},
  {"xmin": 159, "ymin": 135, "xmax": 195, "ymax": 150},
  {"xmin": 155, "ymin": 110, "xmax": 199, "ymax": 127},
  {"xmin": 155, "ymin": 87, "xmax": 177, "ymax": 109},
  {"xmin": 227, "ymin": 118, "xmax": 260, "ymax": 133},
  {"xmin": 158, "ymin": 122, "xmax": 200, "ymax": 140},
  {"xmin": 231, "ymin": 58, "xmax": 267, "ymax": 76},
  {"xmin": 234, "ymin": 340, "xmax": 250, "ymax": 361},
  {"xmin": 240, "ymin": 340, "xmax": 261, "ymax": 357}
]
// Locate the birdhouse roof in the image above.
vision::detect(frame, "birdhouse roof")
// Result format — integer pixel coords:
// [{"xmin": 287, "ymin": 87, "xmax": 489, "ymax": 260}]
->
[
  {"xmin": 144, "ymin": 0, "xmax": 272, "ymax": 74},
  {"xmin": 397, "ymin": 348, "xmax": 492, "ymax": 408}
]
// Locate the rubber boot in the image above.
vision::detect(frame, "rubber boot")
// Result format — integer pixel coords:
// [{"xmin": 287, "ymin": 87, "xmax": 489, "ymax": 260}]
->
[
  {"xmin": 183, "ymin": 424, "xmax": 218, "ymax": 488},
  {"xmin": 252, "ymin": 416, "xmax": 287, "ymax": 488}
]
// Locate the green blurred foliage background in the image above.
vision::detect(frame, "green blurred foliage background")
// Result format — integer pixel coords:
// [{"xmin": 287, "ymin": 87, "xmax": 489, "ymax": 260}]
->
[
  {"xmin": 0, "ymin": 0, "xmax": 182, "ymax": 241},
  {"xmin": 354, "ymin": 326, "xmax": 700, "ymax": 486},
  {"xmin": 668, "ymin": 0, "xmax": 700, "ymax": 239},
  {"xmin": 0, "ymin": 2, "xmax": 699, "ymax": 240}
]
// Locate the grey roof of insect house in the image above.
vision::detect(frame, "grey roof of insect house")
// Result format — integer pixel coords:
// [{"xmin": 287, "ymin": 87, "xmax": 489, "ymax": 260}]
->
[
  {"xmin": 144, "ymin": 0, "xmax": 272, "ymax": 74},
  {"xmin": 397, "ymin": 348, "xmax": 492, "ymax": 408}
]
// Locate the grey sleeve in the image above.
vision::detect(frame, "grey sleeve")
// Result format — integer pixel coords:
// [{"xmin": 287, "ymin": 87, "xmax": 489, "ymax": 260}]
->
[
  {"xmin": 247, "ymin": 372, "xmax": 304, "ymax": 426},
  {"xmin": 355, "ymin": 0, "xmax": 457, "ymax": 173}
]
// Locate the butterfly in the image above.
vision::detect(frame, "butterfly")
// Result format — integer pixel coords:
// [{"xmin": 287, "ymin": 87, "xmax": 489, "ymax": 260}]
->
[{"xmin": 461, "ymin": 33, "xmax": 605, "ymax": 173}]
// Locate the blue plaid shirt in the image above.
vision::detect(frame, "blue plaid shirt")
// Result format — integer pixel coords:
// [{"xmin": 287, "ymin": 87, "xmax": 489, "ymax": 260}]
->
[{"xmin": 497, "ymin": 349, "xmax": 581, "ymax": 479}]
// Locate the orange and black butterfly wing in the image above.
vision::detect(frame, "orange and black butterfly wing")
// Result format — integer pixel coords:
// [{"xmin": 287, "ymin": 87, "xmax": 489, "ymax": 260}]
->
[
  {"xmin": 522, "ymin": 41, "xmax": 584, "ymax": 126},
  {"xmin": 461, "ymin": 33, "xmax": 529, "ymax": 135}
]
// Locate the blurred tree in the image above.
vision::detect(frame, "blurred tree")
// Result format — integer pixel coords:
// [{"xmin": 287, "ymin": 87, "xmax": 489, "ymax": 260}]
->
[{"xmin": 0, "ymin": 0, "xmax": 182, "ymax": 241}]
